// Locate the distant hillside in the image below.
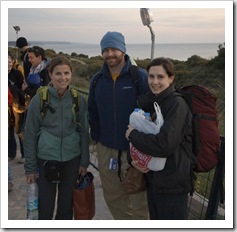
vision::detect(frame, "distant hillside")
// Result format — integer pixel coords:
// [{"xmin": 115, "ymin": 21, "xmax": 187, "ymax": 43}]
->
[{"xmin": 8, "ymin": 41, "xmax": 84, "ymax": 47}]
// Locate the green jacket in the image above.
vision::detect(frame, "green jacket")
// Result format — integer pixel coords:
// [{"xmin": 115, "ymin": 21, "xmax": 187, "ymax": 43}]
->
[{"xmin": 24, "ymin": 84, "xmax": 90, "ymax": 174}]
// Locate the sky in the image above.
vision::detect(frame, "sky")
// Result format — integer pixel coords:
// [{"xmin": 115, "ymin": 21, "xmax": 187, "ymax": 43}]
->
[{"xmin": 6, "ymin": 1, "xmax": 227, "ymax": 44}]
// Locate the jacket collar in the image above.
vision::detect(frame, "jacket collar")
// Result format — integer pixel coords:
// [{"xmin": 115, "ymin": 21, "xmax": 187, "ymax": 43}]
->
[
  {"xmin": 137, "ymin": 84, "xmax": 176, "ymax": 113},
  {"xmin": 153, "ymin": 84, "xmax": 176, "ymax": 105}
]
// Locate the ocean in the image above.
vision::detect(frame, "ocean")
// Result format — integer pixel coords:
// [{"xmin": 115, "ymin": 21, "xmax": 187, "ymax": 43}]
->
[{"xmin": 9, "ymin": 41, "xmax": 221, "ymax": 61}]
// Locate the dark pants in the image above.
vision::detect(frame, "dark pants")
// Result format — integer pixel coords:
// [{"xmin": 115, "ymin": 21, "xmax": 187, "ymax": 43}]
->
[
  {"xmin": 12, "ymin": 110, "xmax": 25, "ymax": 158},
  {"xmin": 8, "ymin": 127, "xmax": 24, "ymax": 159},
  {"xmin": 8, "ymin": 124, "xmax": 16, "ymax": 159},
  {"xmin": 12, "ymin": 110, "xmax": 24, "ymax": 134},
  {"xmin": 18, "ymin": 135, "xmax": 24, "ymax": 158},
  {"xmin": 37, "ymin": 156, "xmax": 80, "ymax": 220},
  {"xmin": 147, "ymin": 180, "xmax": 188, "ymax": 220}
]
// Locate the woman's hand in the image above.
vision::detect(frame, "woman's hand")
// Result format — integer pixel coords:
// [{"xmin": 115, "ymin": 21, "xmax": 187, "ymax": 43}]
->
[
  {"xmin": 132, "ymin": 160, "xmax": 150, "ymax": 173},
  {"xmin": 79, "ymin": 166, "xmax": 87, "ymax": 176},
  {"xmin": 26, "ymin": 173, "xmax": 37, "ymax": 184},
  {"xmin": 125, "ymin": 125, "xmax": 134, "ymax": 140}
]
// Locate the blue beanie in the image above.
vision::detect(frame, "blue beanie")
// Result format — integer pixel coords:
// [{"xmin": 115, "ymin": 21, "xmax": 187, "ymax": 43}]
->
[{"xmin": 100, "ymin": 31, "xmax": 126, "ymax": 54}]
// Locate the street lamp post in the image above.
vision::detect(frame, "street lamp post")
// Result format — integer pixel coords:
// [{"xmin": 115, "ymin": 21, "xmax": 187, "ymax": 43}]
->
[
  {"xmin": 140, "ymin": 8, "xmax": 155, "ymax": 60},
  {"xmin": 13, "ymin": 26, "xmax": 20, "ymax": 59}
]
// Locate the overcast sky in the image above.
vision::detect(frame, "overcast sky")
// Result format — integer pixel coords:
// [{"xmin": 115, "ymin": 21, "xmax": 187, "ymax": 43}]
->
[{"xmin": 6, "ymin": 2, "xmax": 226, "ymax": 44}]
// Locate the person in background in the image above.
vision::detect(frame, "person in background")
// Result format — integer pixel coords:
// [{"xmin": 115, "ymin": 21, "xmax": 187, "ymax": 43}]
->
[
  {"xmin": 8, "ymin": 87, "xmax": 14, "ymax": 192},
  {"xmin": 24, "ymin": 56, "xmax": 90, "ymax": 220},
  {"xmin": 16, "ymin": 37, "xmax": 31, "ymax": 78},
  {"xmin": 125, "ymin": 57, "xmax": 194, "ymax": 220},
  {"xmin": 8, "ymin": 52, "xmax": 25, "ymax": 163},
  {"xmin": 22, "ymin": 46, "xmax": 51, "ymax": 99},
  {"xmin": 13, "ymin": 58, "xmax": 25, "ymax": 78},
  {"xmin": 88, "ymin": 31, "xmax": 150, "ymax": 220}
]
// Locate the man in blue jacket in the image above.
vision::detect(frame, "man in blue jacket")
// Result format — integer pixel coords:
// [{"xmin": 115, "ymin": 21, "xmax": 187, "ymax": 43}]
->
[{"xmin": 88, "ymin": 31, "xmax": 149, "ymax": 219}]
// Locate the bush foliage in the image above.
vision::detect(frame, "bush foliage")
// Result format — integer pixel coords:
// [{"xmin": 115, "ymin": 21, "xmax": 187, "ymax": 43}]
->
[{"xmin": 8, "ymin": 43, "xmax": 225, "ymax": 135}]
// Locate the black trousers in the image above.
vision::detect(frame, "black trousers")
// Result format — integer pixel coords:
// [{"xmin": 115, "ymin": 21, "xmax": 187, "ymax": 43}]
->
[
  {"xmin": 8, "ymin": 127, "xmax": 24, "ymax": 159},
  {"xmin": 8, "ymin": 124, "xmax": 16, "ymax": 159},
  {"xmin": 37, "ymin": 156, "xmax": 80, "ymax": 220},
  {"xmin": 147, "ymin": 179, "xmax": 188, "ymax": 220},
  {"xmin": 12, "ymin": 110, "xmax": 25, "ymax": 158}
]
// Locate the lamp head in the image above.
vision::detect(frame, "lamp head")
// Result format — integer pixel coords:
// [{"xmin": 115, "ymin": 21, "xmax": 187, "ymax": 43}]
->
[
  {"xmin": 140, "ymin": 8, "xmax": 154, "ymax": 26},
  {"xmin": 13, "ymin": 26, "xmax": 20, "ymax": 32}
]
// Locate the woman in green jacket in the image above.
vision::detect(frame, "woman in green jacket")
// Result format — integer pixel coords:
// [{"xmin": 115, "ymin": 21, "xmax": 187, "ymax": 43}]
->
[{"xmin": 24, "ymin": 56, "xmax": 90, "ymax": 220}]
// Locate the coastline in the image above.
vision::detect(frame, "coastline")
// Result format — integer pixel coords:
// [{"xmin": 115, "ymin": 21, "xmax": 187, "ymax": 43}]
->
[{"xmin": 8, "ymin": 41, "xmax": 221, "ymax": 61}]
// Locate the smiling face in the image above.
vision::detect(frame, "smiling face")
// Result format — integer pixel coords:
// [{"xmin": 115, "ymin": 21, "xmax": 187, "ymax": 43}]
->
[
  {"xmin": 49, "ymin": 64, "xmax": 72, "ymax": 94},
  {"xmin": 148, "ymin": 65, "xmax": 174, "ymax": 95},
  {"xmin": 8, "ymin": 56, "xmax": 13, "ymax": 73},
  {"xmin": 102, "ymin": 48, "xmax": 125, "ymax": 68},
  {"xmin": 28, "ymin": 51, "xmax": 42, "ymax": 68}
]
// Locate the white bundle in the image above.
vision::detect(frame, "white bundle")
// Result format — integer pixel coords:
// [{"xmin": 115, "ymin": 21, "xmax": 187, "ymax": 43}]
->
[{"xmin": 129, "ymin": 102, "xmax": 166, "ymax": 171}]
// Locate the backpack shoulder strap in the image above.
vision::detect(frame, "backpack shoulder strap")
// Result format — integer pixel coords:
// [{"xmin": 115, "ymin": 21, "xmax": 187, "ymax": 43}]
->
[
  {"xmin": 37, "ymin": 86, "xmax": 81, "ymax": 126},
  {"xmin": 37, "ymin": 86, "xmax": 49, "ymax": 119},
  {"xmin": 69, "ymin": 87, "xmax": 81, "ymax": 129},
  {"xmin": 92, "ymin": 65, "xmax": 139, "ymax": 96},
  {"xmin": 129, "ymin": 65, "xmax": 139, "ymax": 95},
  {"xmin": 91, "ymin": 71, "xmax": 102, "ymax": 98}
]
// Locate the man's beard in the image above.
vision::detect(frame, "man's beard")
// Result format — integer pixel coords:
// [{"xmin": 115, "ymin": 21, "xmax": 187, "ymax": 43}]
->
[{"xmin": 105, "ymin": 54, "xmax": 124, "ymax": 67}]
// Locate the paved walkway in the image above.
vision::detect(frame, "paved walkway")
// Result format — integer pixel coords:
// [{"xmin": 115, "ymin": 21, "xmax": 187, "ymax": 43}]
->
[{"xmin": 8, "ymin": 138, "xmax": 113, "ymax": 220}]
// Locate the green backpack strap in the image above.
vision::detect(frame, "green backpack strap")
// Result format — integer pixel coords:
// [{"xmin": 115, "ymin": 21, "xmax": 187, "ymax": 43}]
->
[
  {"xmin": 37, "ymin": 86, "xmax": 80, "ymax": 127},
  {"xmin": 37, "ymin": 86, "xmax": 50, "ymax": 119},
  {"xmin": 69, "ymin": 87, "xmax": 81, "ymax": 130}
]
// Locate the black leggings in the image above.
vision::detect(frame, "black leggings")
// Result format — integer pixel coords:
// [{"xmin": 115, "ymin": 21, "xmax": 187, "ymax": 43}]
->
[
  {"xmin": 37, "ymin": 156, "xmax": 80, "ymax": 220},
  {"xmin": 8, "ymin": 124, "xmax": 16, "ymax": 159},
  {"xmin": 12, "ymin": 110, "xmax": 25, "ymax": 158}
]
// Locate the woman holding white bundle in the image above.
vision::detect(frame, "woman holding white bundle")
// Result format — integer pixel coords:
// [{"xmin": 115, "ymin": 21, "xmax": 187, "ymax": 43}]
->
[{"xmin": 125, "ymin": 57, "xmax": 194, "ymax": 220}]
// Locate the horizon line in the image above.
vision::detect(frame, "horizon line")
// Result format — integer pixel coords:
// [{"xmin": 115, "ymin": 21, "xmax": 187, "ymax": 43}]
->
[{"xmin": 8, "ymin": 41, "xmax": 223, "ymax": 45}]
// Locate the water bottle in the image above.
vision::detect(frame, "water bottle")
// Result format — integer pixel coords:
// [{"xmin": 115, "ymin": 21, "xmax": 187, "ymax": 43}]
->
[
  {"xmin": 144, "ymin": 112, "xmax": 151, "ymax": 121},
  {"xmin": 26, "ymin": 183, "xmax": 38, "ymax": 220}
]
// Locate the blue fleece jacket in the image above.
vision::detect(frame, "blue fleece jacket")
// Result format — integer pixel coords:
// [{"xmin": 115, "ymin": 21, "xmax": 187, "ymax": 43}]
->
[{"xmin": 88, "ymin": 55, "xmax": 149, "ymax": 150}]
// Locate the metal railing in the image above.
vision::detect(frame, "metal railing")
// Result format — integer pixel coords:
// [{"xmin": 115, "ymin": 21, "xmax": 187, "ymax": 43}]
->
[{"xmin": 187, "ymin": 136, "xmax": 225, "ymax": 220}]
